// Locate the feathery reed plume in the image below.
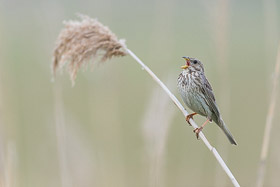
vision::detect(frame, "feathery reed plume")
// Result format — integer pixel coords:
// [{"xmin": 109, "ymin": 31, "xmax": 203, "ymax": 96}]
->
[
  {"xmin": 52, "ymin": 14, "xmax": 126, "ymax": 84},
  {"xmin": 256, "ymin": 43, "xmax": 280, "ymax": 187},
  {"xmin": 52, "ymin": 14, "xmax": 240, "ymax": 187}
]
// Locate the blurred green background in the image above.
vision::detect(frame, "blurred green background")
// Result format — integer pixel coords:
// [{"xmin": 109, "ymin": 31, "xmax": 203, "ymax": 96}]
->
[{"xmin": 0, "ymin": 0, "xmax": 280, "ymax": 186}]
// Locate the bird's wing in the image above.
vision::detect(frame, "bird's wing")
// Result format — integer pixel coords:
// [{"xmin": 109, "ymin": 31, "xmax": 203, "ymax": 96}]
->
[{"xmin": 199, "ymin": 75, "xmax": 220, "ymax": 119}]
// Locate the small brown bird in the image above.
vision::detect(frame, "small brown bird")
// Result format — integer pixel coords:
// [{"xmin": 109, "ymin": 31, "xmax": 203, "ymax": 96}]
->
[{"xmin": 177, "ymin": 57, "xmax": 237, "ymax": 145}]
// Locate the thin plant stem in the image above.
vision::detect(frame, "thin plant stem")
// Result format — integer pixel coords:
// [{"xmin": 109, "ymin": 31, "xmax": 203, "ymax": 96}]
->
[
  {"xmin": 53, "ymin": 84, "xmax": 72, "ymax": 187},
  {"xmin": 256, "ymin": 43, "xmax": 280, "ymax": 187},
  {"xmin": 143, "ymin": 78, "xmax": 176, "ymax": 187},
  {"xmin": 211, "ymin": 0, "xmax": 231, "ymax": 186},
  {"xmin": 122, "ymin": 45, "xmax": 240, "ymax": 187},
  {"xmin": 53, "ymin": 15, "xmax": 240, "ymax": 186}
]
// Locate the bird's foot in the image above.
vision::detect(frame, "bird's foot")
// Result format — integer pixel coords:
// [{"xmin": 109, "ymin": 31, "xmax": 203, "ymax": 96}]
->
[
  {"xmin": 185, "ymin": 113, "xmax": 197, "ymax": 126},
  {"xmin": 193, "ymin": 127, "xmax": 203, "ymax": 139}
]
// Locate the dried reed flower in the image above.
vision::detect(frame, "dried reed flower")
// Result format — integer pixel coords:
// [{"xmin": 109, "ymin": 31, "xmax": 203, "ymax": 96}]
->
[{"xmin": 53, "ymin": 14, "xmax": 126, "ymax": 84}]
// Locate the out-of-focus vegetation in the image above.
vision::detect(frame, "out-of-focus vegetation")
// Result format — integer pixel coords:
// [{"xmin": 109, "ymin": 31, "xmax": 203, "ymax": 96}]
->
[{"xmin": 0, "ymin": 0, "xmax": 279, "ymax": 186}]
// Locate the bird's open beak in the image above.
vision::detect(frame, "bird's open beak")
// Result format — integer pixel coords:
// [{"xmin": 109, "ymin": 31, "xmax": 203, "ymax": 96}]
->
[
  {"xmin": 181, "ymin": 56, "xmax": 190, "ymax": 69},
  {"xmin": 181, "ymin": 65, "xmax": 189, "ymax": 69}
]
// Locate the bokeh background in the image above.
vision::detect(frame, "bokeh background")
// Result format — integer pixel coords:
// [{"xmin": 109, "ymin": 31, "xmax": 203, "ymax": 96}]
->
[{"xmin": 0, "ymin": 0, "xmax": 280, "ymax": 186}]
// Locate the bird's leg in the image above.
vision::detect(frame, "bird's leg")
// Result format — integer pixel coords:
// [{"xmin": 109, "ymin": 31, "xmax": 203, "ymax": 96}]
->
[
  {"xmin": 185, "ymin": 113, "xmax": 197, "ymax": 125},
  {"xmin": 193, "ymin": 119, "xmax": 210, "ymax": 139}
]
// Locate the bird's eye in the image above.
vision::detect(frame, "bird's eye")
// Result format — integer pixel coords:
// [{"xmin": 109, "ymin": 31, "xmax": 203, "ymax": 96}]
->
[{"xmin": 193, "ymin": 60, "xmax": 198, "ymax": 64}]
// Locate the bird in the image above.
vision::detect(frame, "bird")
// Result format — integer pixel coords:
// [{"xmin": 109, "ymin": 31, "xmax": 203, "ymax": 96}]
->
[{"xmin": 177, "ymin": 56, "xmax": 237, "ymax": 145}]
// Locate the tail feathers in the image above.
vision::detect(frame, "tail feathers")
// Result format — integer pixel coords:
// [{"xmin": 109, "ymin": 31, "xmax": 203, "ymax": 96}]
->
[{"xmin": 218, "ymin": 119, "xmax": 237, "ymax": 145}]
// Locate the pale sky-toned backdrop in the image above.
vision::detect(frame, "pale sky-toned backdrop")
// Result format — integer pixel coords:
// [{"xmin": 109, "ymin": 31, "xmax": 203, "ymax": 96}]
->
[{"xmin": 0, "ymin": 0, "xmax": 280, "ymax": 186}]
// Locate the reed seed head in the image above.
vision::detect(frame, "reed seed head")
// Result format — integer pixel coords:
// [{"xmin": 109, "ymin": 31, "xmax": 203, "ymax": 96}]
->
[{"xmin": 52, "ymin": 14, "xmax": 127, "ymax": 84}]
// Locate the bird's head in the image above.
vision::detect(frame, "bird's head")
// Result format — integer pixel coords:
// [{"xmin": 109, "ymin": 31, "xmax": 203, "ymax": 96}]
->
[{"xmin": 181, "ymin": 57, "xmax": 204, "ymax": 72}]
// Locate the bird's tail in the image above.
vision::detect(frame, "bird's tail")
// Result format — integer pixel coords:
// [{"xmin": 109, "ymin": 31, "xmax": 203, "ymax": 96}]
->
[{"xmin": 217, "ymin": 119, "xmax": 237, "ymax": 145}]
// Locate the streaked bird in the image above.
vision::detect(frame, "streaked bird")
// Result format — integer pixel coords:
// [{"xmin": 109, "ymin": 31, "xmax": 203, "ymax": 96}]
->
[{"xmin": 177, "ymin": 57, "xmax": 237, "ymax": 145}]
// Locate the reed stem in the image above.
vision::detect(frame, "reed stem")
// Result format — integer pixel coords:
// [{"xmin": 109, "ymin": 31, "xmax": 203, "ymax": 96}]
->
[
  {"xmin": 256, "ymin": 43, "xmax": 280, "ymax": 187},
  {"xmin": 122, "ymin": 45, "xmax": 240, "ymax": 187}
]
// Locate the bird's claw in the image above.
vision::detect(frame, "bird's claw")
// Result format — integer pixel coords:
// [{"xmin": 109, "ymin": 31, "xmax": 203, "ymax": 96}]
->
[
  {"xmin": 193, "ymin": 127, "xmax": 203, "ymax": 139},
  {"xmin": 185, "ymin": 116, "xmax": 192, "ymax": 125},
  {"xmin": 185, "ymin": 113, "xmax": 196, "ymax": 126}
]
